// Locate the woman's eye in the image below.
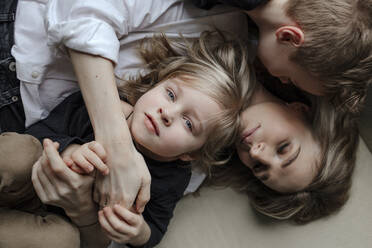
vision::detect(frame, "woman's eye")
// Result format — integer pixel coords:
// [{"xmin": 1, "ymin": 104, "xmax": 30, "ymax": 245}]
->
[
  {"xmin": 167, "ymin": 89, "xmax": 175, "ymax": 101},
  {"xmin": 277, "ymin": 142, "xmax": 290, "ymax": 154},
  {"xmin": 185, "ymin": 118, "xmax": 193, "ymax": 131}
]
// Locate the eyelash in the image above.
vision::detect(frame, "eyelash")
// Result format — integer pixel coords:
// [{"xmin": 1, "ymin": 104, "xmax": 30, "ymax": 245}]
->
[
  {"xmin": 184, "ymin": 118, "xmax": 193, "ymax": 131},
  {"xmin": 166, "ymin": 88, "xmax": 193, "ymax": 132},
  {"xmin": 277, "ymin": 142, "xmax": 290, "ymax": 154},
  {"xmin": 167, "ymin": 89, "xmax": 175, "ymax": 101}
]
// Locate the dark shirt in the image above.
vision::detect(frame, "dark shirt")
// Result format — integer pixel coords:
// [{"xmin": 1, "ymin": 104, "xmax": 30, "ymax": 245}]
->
[
  {"xmin": 192, "ymin": 0, "xmax": 268, "ymax": 10},
  {"xmin": 26, "ymin": 92, "xmax": 191, "ymax": 248}
]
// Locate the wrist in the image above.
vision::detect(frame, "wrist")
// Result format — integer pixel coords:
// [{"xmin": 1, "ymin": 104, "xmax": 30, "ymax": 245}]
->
[
  {"xmin": 129, "ymin": 221, "xmax": 151, "ymax": 247},
  {"xmin": 67, "ymin": 205, "xmax": 98, "ymax": 227}
]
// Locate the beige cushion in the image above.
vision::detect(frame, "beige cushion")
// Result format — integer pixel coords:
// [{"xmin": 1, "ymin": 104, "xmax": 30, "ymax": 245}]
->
[{"xmin": 159, "ymin": 138, "xmax": 372, "ymax": 248}]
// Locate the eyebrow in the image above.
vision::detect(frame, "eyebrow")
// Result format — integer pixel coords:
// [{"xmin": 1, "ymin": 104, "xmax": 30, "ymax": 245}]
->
[
  {"xmin": 282, "ymin": 146, "xmax": 301, "ymax": 168},
  {"xmin": 173, "ymin": 82, "xmax": 203, "ymax": 135}
]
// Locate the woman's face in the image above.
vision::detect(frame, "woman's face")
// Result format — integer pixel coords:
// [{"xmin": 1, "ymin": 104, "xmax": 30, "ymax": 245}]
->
[{"xmin": 236, "ymin": 102, "xmax": 320, "ymax": 193}]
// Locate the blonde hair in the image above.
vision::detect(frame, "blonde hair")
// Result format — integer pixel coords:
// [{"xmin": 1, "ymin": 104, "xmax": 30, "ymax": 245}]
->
[
  {"xmin": 208, "ymin": 97, "xmax": 359, "ymax": 223},
  {"xmin": 286, "ymin": 0, "xmax": 372, "ymax": 113},
  {"xmin": 118, "ymin": 31, "xmax": 257, "ymax": 168}
]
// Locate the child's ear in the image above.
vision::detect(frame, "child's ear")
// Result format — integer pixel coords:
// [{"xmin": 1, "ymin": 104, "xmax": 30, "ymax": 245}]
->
[
  {"xmin": 179, "ymin": 153, "xmax": 195, "ymax": 162},
  {"xmin": 275, "ymin": 26, "xmax": 304, "ymax": 47},
  {"xmin": 287, "ymin": 102, "xmax": 310, "ymax": 116}
]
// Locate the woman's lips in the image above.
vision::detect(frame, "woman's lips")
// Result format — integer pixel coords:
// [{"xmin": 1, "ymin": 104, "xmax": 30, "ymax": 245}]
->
[
  {"xmin": 144, "ymin": 113, "xmax": 160, "ymax": 136},
  {"xmin": 240, "ymin": 124, "xmax": 260, "ymax": 144}
]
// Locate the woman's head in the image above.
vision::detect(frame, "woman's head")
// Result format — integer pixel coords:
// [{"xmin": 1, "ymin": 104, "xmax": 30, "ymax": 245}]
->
[
  {"xmin": 119, "ymin": 31, "xmax": 256, "ymax": 166},
  {"xmin": 210, "ymin": 97, "xmax": 358, "ymax": 223},
  {"xmin": 236, "ymin": 101, "xmax": 320, "ymax": 193}
]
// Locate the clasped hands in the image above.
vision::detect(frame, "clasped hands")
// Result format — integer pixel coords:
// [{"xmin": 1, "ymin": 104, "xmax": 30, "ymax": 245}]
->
[{"xmin": 32, "ymin": 139, "xmax": 151, "ymax": 244}]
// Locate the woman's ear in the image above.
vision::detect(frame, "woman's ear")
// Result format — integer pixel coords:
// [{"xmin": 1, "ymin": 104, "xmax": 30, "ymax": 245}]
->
[
  {"xmin": 179, "ymin": 153, "xmax": 195, "ymax": 162},
  {"xmin": 275, "ymin": 26, "xmax": 304, "ymax": 47},
  {"xmin": 287, "ymin": 102, "xmax": 310, "ymax": 116}
]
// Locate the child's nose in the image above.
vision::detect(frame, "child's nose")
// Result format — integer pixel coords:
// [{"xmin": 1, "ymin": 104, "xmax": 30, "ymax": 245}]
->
[{"xmin": 158, "ymin": 107, "xmax": 172, "ymax": 126}]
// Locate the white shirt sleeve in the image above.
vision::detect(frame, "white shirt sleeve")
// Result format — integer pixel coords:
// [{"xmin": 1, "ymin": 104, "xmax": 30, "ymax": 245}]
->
[{"xmin": 45, "ymin": 0, "xmax": 130, "ymax": 64}]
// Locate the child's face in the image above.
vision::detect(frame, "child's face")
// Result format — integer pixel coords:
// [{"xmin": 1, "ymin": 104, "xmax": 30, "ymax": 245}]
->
[
  {"xmin": 256, "ymin": 35, "xmax": 325, "ymax": 96},
  {"xmin": 130, "ymin": 77, "xmax": 221, "ymax": 161},
  {"xmin": 236, "ymin": 102, "xmax": 320, "ymax": 193}
]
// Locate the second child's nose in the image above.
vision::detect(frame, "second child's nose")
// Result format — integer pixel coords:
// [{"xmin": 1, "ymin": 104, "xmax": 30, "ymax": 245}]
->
[{"xmin": 158, "ymin": 108, "xmax": 172, "ymax": 126}]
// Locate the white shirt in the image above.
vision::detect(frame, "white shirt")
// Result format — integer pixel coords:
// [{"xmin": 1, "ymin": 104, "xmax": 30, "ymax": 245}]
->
[{"xmin": 12, "ymin": 0, "xmax": 249, "ymax": 127}]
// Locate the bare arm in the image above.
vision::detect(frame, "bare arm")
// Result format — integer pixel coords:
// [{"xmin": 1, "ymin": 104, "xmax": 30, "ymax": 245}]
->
[{"xmin": 68, "ymin": 49, "xmax": 151, "ymax": 211}]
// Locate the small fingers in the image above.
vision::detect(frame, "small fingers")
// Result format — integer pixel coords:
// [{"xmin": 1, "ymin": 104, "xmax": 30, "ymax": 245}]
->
[
  {"xmin": 88, "ymin": 141, "xmax": 107, "ymax": 162},
  {"xmin": 71, "ymin": 151, "xmax": 94, "ymax": 174},
  {"xmin": 113, "ymin": 204, "xmax": 138, "ymax": 226},
  {"xmin": 98, "ymin": 209, "xmax": 123, "ymax": 239}
]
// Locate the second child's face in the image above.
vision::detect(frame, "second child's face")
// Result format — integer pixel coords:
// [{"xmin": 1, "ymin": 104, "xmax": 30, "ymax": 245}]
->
[
  {"xmin": 130, "ymin": 77, "xmax": 222, "ymax": 161},
  {"xmin": 256, "ymin": 31, "xmax": 325, "ymax": 96},
  {"xmin": 236, "ymin": 102, "xmax": 320, "ymax": 193}
]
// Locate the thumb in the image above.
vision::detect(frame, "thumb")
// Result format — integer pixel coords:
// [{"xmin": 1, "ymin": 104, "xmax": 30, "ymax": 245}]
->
[{"xmin": 135, "ymin": 179, "xmax": 151, "ymax": 213}]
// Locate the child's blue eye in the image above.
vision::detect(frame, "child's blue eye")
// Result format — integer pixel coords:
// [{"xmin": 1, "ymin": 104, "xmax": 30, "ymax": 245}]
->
[
  {"xmin": 185, "ymin": 119, "xmax": 193, "ymax": 131},
  {"xmin": 167, "ymin": 90, "xmax": 175, "ymax": 101}
]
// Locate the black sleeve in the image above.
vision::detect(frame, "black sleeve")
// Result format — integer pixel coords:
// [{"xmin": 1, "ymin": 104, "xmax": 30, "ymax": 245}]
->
[
  {"xmin": 25, "ymin": 92, "xmax": 94, "ymax": 152},
  {"xmin": 192, "ymin": 0, "xmax": 268, "ymax": 10},
  {"xmin": 129, "ymin": 163, "xmax": 191, "ymax": 248}
]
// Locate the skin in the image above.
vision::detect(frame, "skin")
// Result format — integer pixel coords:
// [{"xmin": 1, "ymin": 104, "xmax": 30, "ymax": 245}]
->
[
  {"xmin": 60, "ymin": 75, "xmax": 222, "ymax": 246},
  {"xmin": 129, "ymin": 77, "xmax": 222, "ymax": 161},
  {"xmin": 245, "ymin": 0, "xmax": 325, "ymax": 95},
  {"xmin": 69, "ymin": 50, "xmax": 151, "ymax": 211},
  {"xmin": 236, "ymin": 101, "xmax": 320, "ymax": 193}
]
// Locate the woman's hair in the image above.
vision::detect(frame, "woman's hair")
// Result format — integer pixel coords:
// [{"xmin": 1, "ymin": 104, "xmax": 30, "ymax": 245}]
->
[
  {"xmin": 285, "ymin": 0, "xmax": 372, "ymax": 113},
  {"xmin": 118, "ymin": 31, "xmax": 257, "ymax": 168},
  {"xmin": 208, "ymin": 96, "xmax": 359, "ymax": 224}
]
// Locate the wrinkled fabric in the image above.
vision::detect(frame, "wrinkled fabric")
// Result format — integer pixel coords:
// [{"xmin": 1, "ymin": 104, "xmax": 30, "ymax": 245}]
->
[
  {"xmin": 0, "ymin": 0, "xmax": 25, "ymax": 133},
  {"xmin": 0, "ymin": 132, "xmax": 80, "ymax": 248}
]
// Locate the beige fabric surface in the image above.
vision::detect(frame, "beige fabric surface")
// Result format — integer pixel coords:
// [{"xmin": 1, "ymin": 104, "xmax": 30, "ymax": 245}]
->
[{"xmin": 159, "ymin": 138, "xmax": 372, "ymax": 248}]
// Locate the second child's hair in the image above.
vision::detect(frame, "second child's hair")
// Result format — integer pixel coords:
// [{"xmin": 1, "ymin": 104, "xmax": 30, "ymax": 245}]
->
[
  {"xmin": 118, "ymin": 31, "xmax": 257, "ymax": 167},
  {"xmin": 208, "ymin": 97, "xmax": 359, "ymax": 223},
  {"xmin": 286, "ymin": 0, "xmax": 372, "ymax": 113}
]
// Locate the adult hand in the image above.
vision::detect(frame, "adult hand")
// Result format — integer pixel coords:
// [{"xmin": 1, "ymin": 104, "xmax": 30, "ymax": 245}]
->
[
  {"xmin": 68, "ymin": 50, "xmax": 151, "ymax": 212},
  {"xmin": 32, "ymin": 139, "xmax": 97, "ymax": 226},
  {"xmin": 93, "ymin": 141, "xmax": 151, "ymax": 213}
]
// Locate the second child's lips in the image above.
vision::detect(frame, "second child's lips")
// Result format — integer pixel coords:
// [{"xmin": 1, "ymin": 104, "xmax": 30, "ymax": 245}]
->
[
  {"xmin": 241, "ymin": 124, "xmax": 260, "ymax": 144},
  {"xmin": 145, "ymin": 113, "xmax": 160, "ymax": 136}
]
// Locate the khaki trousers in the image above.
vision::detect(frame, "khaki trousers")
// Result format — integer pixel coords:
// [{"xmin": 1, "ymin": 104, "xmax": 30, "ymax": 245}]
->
[{"xmin": 0, "ymin": 132, "xmax": 80, "ymax": 248}]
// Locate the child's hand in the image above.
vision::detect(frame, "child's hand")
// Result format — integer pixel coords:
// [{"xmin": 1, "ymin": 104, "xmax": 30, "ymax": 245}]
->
[
  {"xmin": 99, "ymin": 205, "xmax": 151, "ymax": 246},
  {"xmin": 63, "ymin": 141, "xmax": 109, "ymax": 175}
]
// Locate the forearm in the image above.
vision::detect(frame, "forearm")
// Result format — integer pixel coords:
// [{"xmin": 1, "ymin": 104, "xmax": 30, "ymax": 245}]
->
[
  {"xmin": 79, "ymin": 222, "xmax": 111, "ymax": 248},
  {"xmin": 68, "ymin": 49, "xmax": 135, "ymax": 153},
  {"xmin": 68, "ymin": 204, "xmax": 110, "ymax": 248}
]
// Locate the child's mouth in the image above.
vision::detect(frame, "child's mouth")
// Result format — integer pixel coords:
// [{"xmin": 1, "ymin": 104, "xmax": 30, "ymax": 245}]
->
[{"xmin": 145, "ymin": 113, "xmax": 160, "ymax": 136}]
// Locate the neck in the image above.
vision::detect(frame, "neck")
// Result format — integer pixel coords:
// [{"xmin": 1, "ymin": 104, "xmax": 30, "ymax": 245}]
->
[
  {"xmin": 134, "ymin": 141, "xmax": 179, "ymax": 162},
  {"xmin": 250, "ymin": 83, "xmax": 283, "ymax": 106},
  {"xmin": 246, "ymin": 0, "xmax": 293, "ymax": 30}
]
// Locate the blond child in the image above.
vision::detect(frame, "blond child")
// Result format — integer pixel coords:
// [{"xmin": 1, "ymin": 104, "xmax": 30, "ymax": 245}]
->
[{"xmin": 0, "ymin": 31, "xmax": 251, "ymax": 248}]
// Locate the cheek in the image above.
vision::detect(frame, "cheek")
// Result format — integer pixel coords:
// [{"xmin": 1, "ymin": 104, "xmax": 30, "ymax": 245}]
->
[{"xmin": 237, "ymin": 148, "xmax": 251, "ymax": 167}]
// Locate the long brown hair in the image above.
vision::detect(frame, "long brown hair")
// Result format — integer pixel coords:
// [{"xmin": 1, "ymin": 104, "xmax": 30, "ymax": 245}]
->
[{"xmin": 208, "ymin": 96, "xmax": 359, "ymax": 223}]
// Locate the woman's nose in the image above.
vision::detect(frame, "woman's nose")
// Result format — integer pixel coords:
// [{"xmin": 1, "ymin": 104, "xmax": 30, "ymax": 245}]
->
[
  {"xmin": 158, "ymin": 107, "xmax": 172, "ymax": 126},
  {"xmin": 250, "ymin": 143, "xmax": 270, "ymax": 162}
]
